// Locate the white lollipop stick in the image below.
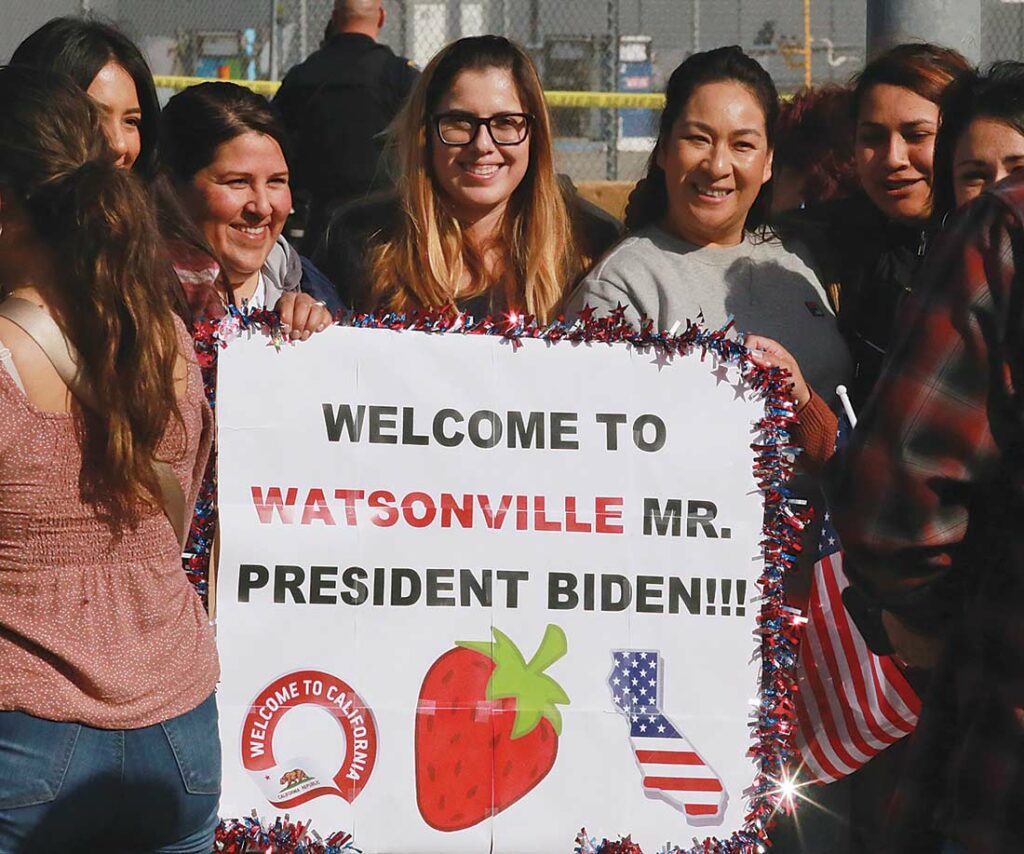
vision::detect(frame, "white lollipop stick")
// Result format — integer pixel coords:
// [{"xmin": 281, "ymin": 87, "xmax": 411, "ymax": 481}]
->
[{"xmin": 836, "ymin": 384, "xmax": 857, "ymax": 428}]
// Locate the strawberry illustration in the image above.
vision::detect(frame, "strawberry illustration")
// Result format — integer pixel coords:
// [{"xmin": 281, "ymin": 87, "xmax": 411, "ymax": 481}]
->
[{"xmin": 415, "ymin": 623, "xmax": 570, "ymax": 831}]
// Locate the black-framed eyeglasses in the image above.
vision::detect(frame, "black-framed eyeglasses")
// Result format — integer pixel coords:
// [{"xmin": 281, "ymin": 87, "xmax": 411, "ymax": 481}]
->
[{"xmin": 433, "ymin": 112, "xmax": 533, "ymax": 146}]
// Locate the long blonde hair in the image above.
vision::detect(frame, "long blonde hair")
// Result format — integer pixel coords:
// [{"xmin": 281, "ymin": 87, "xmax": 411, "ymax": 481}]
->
[{"xmin": 371, "ymin": 35, "xmax": 582, "ymax": 322}]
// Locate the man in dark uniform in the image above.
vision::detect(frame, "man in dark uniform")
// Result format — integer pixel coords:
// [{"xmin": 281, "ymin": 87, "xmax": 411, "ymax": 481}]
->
[{"xmin": 273, "ymin": 0, "xmax": 419, "ymax": 253}]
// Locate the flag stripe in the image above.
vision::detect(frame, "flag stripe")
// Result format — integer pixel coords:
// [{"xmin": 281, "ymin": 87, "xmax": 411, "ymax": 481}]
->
[
  {"xmin": 808, "ymin": 573, "xmax": 883, "ymax": 758},
  {"xmin": 819, "ymin": 556, "xmax": 906, "ymax": 746},
  {"xmin": 794, "ymin": 670, "xmax": 851, "ymax": 781},
  {"xmin": 803, "ymin": 608, "xmax": 872, "ymax": 766},
  {"xmin": 685, "ymin": 805, "xmax": 720, "ymax": 817},
  {"xmin": 794, "ymin": 701, "xmax": 844, "ymax": 782},
  {"xmin": 635, "ymin": 750, "xmax": 704, "ymax": 765},
  {"xmin": 830, "ymin": 566, "xmax": 919, "ymax": 735},
  {"xmin": 858, "ymin": 639, "xmax": 916, "ymax": 738},
  {"xmin": 640, "ymin": 761, "xmax": 720, "ymax": 779},
  {"xmin": 878, "ymin": 654, "xmax": 923, "ymax": 718},
  {"xmin": 642, "ymin": 776, "xmax": 724, "ymax": 793}
]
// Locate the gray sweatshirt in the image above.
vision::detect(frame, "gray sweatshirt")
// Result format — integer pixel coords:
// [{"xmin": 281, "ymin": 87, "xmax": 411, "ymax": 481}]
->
[{"xmin": 565, "ymin": 224, "xmax": 852, "ymax": 408}]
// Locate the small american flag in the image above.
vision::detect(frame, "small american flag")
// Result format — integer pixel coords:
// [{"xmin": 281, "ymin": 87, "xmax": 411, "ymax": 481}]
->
[
  {"xmin": 609, "ymin": 650, "xmax": 726, "ymax": 821},
  {"xmin": 793, "ymin": 510, "xmax": 921, "ymax": 781}
]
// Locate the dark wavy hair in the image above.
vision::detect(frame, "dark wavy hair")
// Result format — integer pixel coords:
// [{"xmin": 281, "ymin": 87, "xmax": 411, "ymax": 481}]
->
[
  {"xmin": 774, "ymin": 84, "xmax": 859, "ymax": 207},
  {"xmin": 932, "ymin": 62, "xmax": 1024, "ymax": 222},
  {"xmin": 0, "ymin": 65, "xmax": 184, "ymax": 527},
  {"xmin": 11, "ymin": 16, "xmax": 162, "ymax": 182},
  {"xmin": 626, "ymin": 46, "xmax": 779, "ymax": 233},
  {"xmin": 160, "ymin": 82, "xmax": 290, "ymax": 184},
  {"xmin": 852, "ymin": 42, "xmax": 969, "ymax": 120}
]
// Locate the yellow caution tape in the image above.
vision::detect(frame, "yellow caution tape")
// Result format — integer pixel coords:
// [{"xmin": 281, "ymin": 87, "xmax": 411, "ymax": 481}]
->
[
  {"xmin": 153, "ymin": 75, "xmax": 282, "ymax": 97},
  {"xmin": 545, "ymin": 90, "xmax": 665, "ymax": 109},
  {"xmin": 153, "ymin": 75, "xmax": 666, "ymax": 110}
]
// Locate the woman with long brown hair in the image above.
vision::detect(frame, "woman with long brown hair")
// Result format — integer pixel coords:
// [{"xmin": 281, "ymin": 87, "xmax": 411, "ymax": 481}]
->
[
  {"xmin": 315, "ymin": 34, "xmax": 620, "ymax": 322},
  {"xmin": 0, "ymin": 66, "xmax": 218, "ymax": 852},
  {"xmin": 12, "ymin": 15, "xmax": 340, "ymax": 332},
  {"xmin": 750, "ymin": 45, "xmax": 970, "ymax": 473}
]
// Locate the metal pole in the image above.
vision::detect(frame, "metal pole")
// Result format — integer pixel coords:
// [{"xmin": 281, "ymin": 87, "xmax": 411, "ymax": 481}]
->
[
  {"xmin": 692, "ymin": 0, "xmax": 700, "ymax": 53},
  {"xmin": 300, "ymin": 0, "xmax": 309, "ymax": 59},
  {"xmin": 529, "ymin": 0, "xmax": 540, "ymax": 48},
  {"xmin": 604, "ymin": 0, "xmax": 620, "ymax": 181},
  {"xmin": 803, "ymin": 0, "xmax": 812, "ymax": 89},
  {"xmin": 829, "ymin": 0, "xmax": 836, "ymax": 81},
  {"xmin": 399, "ymin": 0, "xmax": 408, "ymax": 59},
  {"xmin": 866, "ymin": 0, "xmax": 981, "ymax": 63},
  {"xmin": 269, "ymin": 0, "xmax": 279, "ymax": 81},
  {"xmin": 500, "ymin": 0, "xmax": 511, "ymax": 38}
]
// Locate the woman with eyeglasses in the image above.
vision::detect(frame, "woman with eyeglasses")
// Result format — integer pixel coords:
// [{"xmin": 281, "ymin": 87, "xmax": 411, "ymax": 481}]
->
[{"xmin": 314, "ymin": 35, "xmax": 620, "ymax": 321}]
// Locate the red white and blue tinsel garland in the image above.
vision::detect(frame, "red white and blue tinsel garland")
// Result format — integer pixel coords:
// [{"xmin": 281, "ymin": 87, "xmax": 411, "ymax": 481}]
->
[{"xmin": 193, "ymin": 304, "xmax": 808, "ymax": 854}]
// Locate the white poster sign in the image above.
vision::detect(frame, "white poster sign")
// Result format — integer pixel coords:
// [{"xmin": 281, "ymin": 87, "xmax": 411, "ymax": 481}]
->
[{"xmin": 215, "ymin": 326, "xmax": 767, "ymax": 852}]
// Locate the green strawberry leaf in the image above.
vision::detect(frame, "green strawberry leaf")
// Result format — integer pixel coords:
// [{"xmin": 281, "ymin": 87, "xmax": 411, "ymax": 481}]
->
[{"xmin": 456, "ymin": 624, "xmax": 570, "ymax": 740}]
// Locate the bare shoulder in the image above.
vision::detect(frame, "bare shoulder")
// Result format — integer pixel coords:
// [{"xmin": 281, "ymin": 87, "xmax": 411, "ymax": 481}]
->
[{"xmin": 0, "ymin": 315, "xmax": 72, "ymax": 412}]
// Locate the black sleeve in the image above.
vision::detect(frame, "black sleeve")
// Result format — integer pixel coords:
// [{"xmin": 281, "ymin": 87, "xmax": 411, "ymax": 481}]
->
[
  {"xmin": 574, "ymin": 199, "xmax": 624, "ymax": 262},
  {"xmin": 557, "ymin": 176, "xmax": 624, "ymax": 264},
  {"xmin": 390, "ymin": 57, "xmax": 420, "ymax": 111},
  {"xmin": 271, "ymin": 71, "xmax": 306, "ymax": 141}
]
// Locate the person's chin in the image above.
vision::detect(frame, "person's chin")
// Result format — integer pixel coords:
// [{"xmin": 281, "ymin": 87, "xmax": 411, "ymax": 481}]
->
[
  {"xmin": 688, "ymin": 206, "xmax": 738, "ymax": 235},
  {"xmin": 451, "ymin": 188, "xmax": 512, "ymax": 216},
  {"xmin": 887, "ymin": 196, "xmax": 930, "ymax": 223},
  {"xmin": 223, "ymin": 254, "xmax": 266, "ymax": 279}
]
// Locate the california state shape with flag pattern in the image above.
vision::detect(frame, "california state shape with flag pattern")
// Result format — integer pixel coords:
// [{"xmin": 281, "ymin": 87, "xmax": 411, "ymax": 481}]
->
[{"xmin": 609, "ymin": 650, "xmax": 727, "ymax": 822}]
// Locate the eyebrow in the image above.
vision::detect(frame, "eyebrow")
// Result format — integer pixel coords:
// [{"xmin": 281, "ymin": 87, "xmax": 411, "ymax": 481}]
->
[
  {"xmin": 679, "ymin": 120, "xmax": 763, "ymax": 137},
  {"xmin": 858, "ymin": 119, "xmax": 936, "ymax": 129},
  {"xmin": 216, "ymin": 170, "xmax": 290, "ymax": 180},
  {"xmin": 438, "ymin": 110, "xmax": 524, "ymax": 118}
]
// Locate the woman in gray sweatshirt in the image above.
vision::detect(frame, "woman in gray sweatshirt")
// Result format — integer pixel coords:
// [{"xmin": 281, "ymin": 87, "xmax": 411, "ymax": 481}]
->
[{"xmin": 566, "ymin": 47, "xmax": 851, "ymax": 412}]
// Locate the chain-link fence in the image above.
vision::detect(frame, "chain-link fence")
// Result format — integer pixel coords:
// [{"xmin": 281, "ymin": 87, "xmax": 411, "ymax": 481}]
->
[
  {"xmin": 47, "ymin": 0, "xmax": 1024, "ymax": 184},
  {"xmin": 1, "ymin": 0, "xmax": 873, "ymax": 182},
  {"xmin": 983, "ymin": 0, "xmax": 1024, "ymax": 65}
]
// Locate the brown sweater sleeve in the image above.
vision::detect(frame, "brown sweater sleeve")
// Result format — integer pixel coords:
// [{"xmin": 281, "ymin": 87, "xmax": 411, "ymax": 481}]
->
[{"xmin": 793, "ymin": 389, "xmax": 838, "ymax": 476}]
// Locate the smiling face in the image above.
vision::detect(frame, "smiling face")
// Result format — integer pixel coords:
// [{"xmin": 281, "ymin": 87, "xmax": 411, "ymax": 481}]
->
[
  {"xmin": 855, "ymin": 83, "xmax": 938, "ymax": 224},
  {"xmin": 429, "ymin": 66, "xmax": 531, "ymax": 225},
  {"xmin": 656, "ymin": 80, "xmax": 773, "ymax": 247},
  {"xmin": 181, "ymin": 131, "xmax": 291, "ymax": 287},
  {"xmin": 86, "ymin": 61, "xmax": 143, "ymax": 170},
  {"xmin": 952, "ymin": 116, "xmax": 1024, "ymax": 208}
]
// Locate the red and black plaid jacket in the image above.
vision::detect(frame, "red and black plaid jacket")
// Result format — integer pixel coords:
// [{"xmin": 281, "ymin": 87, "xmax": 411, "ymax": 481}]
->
[{"xmin": 826, "ymin": 172, "xmax": 1024, "ymax": 853}]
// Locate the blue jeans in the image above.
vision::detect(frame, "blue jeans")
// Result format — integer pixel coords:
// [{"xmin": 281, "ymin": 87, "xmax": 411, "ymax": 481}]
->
[{"xmin": 0, "ymin": 693, "xmax": 220, "ymax": 854}]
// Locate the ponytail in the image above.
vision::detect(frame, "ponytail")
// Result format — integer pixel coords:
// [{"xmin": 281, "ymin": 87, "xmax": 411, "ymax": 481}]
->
[
  {"xmin": 624, "ymin": 174, "xmax": 668, "ymax": 232},
  {"xmin": 0, "ymin": 66, "xmax": 184, "ymax": 526}
]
